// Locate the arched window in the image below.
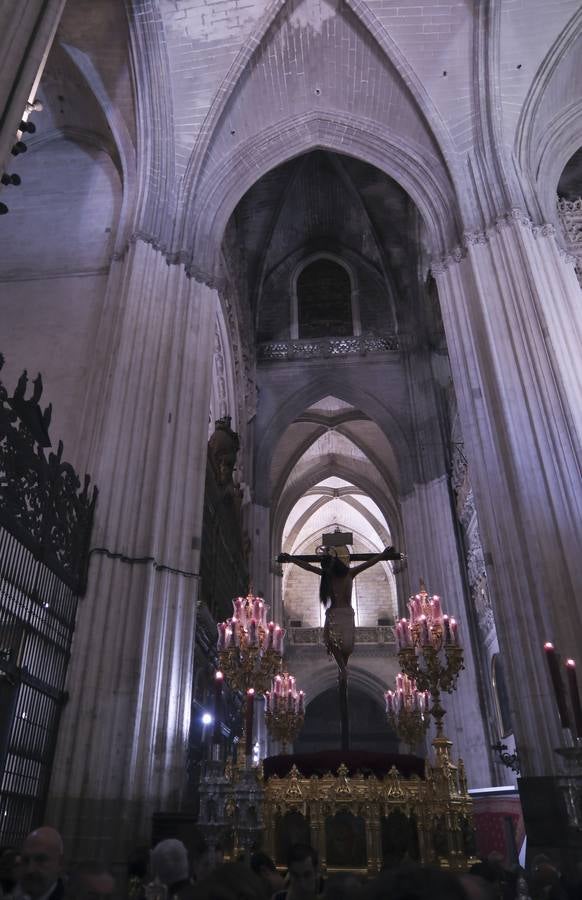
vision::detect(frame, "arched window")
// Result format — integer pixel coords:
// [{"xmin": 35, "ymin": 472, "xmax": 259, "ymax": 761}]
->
[{"xmin": 294, "ymin": 257, "xmax": 358, "ymax": 339}]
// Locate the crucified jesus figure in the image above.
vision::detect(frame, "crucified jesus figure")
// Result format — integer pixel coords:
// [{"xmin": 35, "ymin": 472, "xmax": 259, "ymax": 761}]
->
[
  {"xmin": 278, "ymin": 544, "xmax": 404, "ymax": 673},
  {"xmin": 278, "ymin": 542, "xmax": 404, "ymax": 751}
]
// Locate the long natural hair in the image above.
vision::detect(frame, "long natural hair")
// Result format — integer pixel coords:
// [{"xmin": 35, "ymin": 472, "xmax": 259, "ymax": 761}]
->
[{"xmin": 319, "ymin": 554, "xmax": 350, "ymax": 605}]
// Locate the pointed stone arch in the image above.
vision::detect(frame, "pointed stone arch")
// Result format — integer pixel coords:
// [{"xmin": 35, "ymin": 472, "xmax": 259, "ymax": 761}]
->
[
  {"xmin": 515, "ymin": 6, "xmax": 582, "ymax": 223},
  {"xmin": 182, "ymin": 0, "xmax": 456, "ymax": 217},
  {"xmin": 255, "ymin": 375, "xmax": 412, "ymax": 504},
  {"xmin": 272, "ymin": 459, "xmax": 405, "ymax": 568},
  {"xmin": 125, "ymin": 0, "xmax": 176, "ymax": 247},
  {"xmin": 302, "ymin": 664, "xmax": 394, "ymax": 711},
  {"xmin": 59, "ymin": 42, "xmax": 137, "ymax": 254}
]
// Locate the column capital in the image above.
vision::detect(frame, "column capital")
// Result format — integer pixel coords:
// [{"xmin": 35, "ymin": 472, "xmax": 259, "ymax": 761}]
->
[{"xmin": 431, "ymin": 206, "xmax": 577, "ymax": 274}]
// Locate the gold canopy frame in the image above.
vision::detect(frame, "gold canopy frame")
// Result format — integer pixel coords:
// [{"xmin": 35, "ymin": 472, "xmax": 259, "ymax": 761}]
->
[{"xmin": 262, "ymin": 745, "xmax": 476, "ymax": 874}]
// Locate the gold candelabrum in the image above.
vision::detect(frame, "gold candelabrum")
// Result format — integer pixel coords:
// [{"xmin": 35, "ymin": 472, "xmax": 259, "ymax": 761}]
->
[
  {"xmin": 217, "ymin": 592, "xmax": 284, "ymax": 695},
  {"xmin": 265, "ymin": 672, "xmax": 305, "ymax": 753},
  {"xmin": 385, "ymin": 673, "xmax": 430, "ymax": 751},
  {"xmin": 395, "ymin": 582, "xmax": 464, "ymax": 748}
]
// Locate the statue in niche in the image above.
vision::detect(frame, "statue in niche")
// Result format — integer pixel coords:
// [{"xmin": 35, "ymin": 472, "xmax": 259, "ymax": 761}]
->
[{"xmin": 207, "ymin": 415, "xmax": 243, "ymax": 520}]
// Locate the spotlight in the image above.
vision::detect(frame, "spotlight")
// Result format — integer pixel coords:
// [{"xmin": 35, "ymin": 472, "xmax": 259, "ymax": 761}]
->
[
  {"xmin": 11, "ymin": 142, "xmax": 27, "ymax": 156},
  {"xmin": 0, "ymin": 203, "xmax": 8, "ymax": 215},
  {"xmin": 201, "ymin": 712, "xmax": 213, "ymax": 726},
  {"xmin": 1, "ymin": 173, "xmax": 21, "ymax": 186},
  {"xmin": 26, "ymin": 99, "xmax": 43, "ymax": 113},
  {"xmin": 18, "ymin": 120, "xmax": 36, "ymax": 134}
]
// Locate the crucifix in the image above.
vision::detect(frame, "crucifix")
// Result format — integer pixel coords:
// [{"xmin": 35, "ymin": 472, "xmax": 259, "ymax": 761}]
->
[{"xmin": 278, "ymin": 531, "xmax": 404, "ymax": 752}]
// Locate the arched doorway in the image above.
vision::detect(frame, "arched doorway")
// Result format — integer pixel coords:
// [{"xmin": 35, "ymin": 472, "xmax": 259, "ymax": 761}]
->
[{"xmin": 294, "ymin": 685, "xmax": 398, "ymax": 754}]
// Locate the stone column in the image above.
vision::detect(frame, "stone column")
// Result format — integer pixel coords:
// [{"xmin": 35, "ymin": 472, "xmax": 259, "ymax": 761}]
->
[
  {"xmin": 434, "ymin": 216, "xmax": 582, "ymax": 777},
  {"xmin": 47, "ymin": 241, "xmax": 218, "ymax": 860},
  {"xmin": 248, "ymin": 502, "xmax": 274, "ymax": 609},
  {"xmin": 0, "ymin": 1, "xmax": 66, "ymax": 169},
  {"xmin": 401, "ymin": 477, "xmax": 494, "ymax": 788}
]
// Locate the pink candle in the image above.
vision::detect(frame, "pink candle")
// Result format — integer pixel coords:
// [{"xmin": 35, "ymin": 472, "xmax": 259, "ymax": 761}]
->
[
  {"xmin": 245, "ymin": 689, "xmax": 255, "ymax": 758},
  {"xmin": 213, "ymin": 671, "xmax": 223, "ymax": 741},
  {"xmin": 265, "ymin": 691, "xmax": 271, "ymax": 713},
  {"xmin": 395, "ymin": 622, "xmax": 403, "ymax": 648},
  {"xmin": 432, "ymin": 596, "xmax": 442, "ymax": 622},
  {"xmin": 419, "ymin": 616, "xmax": 429, "ymax": 645},
  {"xmin": 274, "ymin": 626, "xmax": 281, "ymax": 652},
  {"xmin": 217, "ymin": 623, "xmax": 226, "ymax": 650},
  {"xmin": 443, "ymin": 615, "xmax": 451, "ymax": 644},
  {"xmin": 450, "ymin": 618, "xmax": 459, "ymax": 645},
  {"xmin": 402, "ymin": 619, "xmax": 411, "ymax": 647},
  {"xmin": 565, "ymin": 659, "xmax": 582, "ymax": 739},
  {"xmin": 298, "ymin": 691, "xmax": 305, "ymax": 714}
]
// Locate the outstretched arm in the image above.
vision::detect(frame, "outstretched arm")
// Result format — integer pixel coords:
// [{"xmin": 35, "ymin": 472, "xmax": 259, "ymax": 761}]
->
[
  {"xmin": 278, "ymin": 553, "xmax": 322, "ymax": 576},
  {"xmin": 350, "ymin": 546, "xmax": 405, "ymax": 577}
]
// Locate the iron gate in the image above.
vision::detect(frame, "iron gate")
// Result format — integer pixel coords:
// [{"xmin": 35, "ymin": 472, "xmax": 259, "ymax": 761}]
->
[{"xmin": 0, "ymin": 355, "xmax": 96, "ymax": 844}]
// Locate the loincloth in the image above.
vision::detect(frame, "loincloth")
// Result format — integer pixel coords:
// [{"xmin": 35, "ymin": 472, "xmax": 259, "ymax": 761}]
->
[{"xmin": 324, "ymin": 606, "xmax": 355, "ymax": 662}]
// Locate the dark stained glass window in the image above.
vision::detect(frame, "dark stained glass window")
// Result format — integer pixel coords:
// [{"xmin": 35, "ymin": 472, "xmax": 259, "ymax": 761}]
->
[{"xmin": 297, "ymin": 258, "xmax": 352, "ymax": 338}]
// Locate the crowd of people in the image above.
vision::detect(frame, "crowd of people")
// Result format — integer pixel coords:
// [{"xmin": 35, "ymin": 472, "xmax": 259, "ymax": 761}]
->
[{"xmin": 1, "ymin": 825, "xmax": 581, "ymax": 900}]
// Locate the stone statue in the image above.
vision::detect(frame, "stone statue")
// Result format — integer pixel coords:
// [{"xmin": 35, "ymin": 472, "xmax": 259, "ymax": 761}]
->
[{"xmin": 208, "ymin": 415, "xmax": 240, "ymax": 488}]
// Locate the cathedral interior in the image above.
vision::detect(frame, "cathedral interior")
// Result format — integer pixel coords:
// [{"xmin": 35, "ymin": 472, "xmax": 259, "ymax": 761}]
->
[{"xmin": 1, "ymin": 0, "xmax": 582, "ymax": 882}]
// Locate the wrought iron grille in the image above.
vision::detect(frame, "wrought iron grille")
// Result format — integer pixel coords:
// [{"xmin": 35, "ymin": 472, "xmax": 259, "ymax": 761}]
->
[{"xmin": 0, "ymin": 357, "xmax": 96, "ymax": 844}]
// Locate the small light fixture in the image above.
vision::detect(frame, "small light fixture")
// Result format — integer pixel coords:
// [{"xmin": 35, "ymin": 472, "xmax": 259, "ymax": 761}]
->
[
  {"xmin": 201, "ymin": 712, "xmax": 213, "ymax": 726},
  {"xmin": 18, "ymin": 120, "xmax": 36, "ymax": 134},
  {"xmin": 11, "ymin": 141, "xmax": 27, "ymax": 156},
  {"xmin": 1, "ymin": 173, "xmax": 21, "ymax": 186}
]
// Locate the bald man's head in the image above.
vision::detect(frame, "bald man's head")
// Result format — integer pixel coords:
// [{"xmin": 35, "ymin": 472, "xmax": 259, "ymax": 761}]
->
[{"xmin": 20, "ymin": 827, "xmax": 64, "ymax": 899}]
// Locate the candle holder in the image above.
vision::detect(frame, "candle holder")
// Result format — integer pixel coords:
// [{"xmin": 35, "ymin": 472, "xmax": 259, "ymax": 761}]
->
[
  {"xmin": 217, "ymin": 591, "xmax": 284, "ymax": 695},
  {"xmin": 265, "ymin": 672, "xmax": 305, "ymax": 753},
  {"xmin": 385, "ymin": 673, "xmax": 430, "ymax": 751},
  {"xmin": 395, "ymin": 581, "xmax": 464, "ymax": 744}
]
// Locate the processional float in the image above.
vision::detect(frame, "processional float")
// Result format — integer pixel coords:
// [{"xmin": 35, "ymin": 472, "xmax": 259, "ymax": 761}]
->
[{"xmin": 198, "ymin": 535, "xmax": 476, "ymax": 870}]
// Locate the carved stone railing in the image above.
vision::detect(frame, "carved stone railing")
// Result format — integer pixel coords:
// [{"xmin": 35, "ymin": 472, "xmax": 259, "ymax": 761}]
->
[
  {"xmin": 557, "ymin": 197, "xmax": 582, "ymax": 288},
  {"xmin": 257, "ymin": 332, "xmax": 406, "ymax": 362},
  {"xmin": 287, "ymin": 625, "xmax": 395, "ymax": 645},
  {"xmin": 558, "ymin": 197, "xmax": 582, "ymax": 245},
  {"xmin": 0, "ymin": 355, "xmax": 97, "ymax": 592}
]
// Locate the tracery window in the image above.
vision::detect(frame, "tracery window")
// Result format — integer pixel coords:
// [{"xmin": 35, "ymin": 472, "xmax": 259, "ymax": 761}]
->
[{"xmin": 294, "ymin": 257, "xmax": 358, "ymax": 339}]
